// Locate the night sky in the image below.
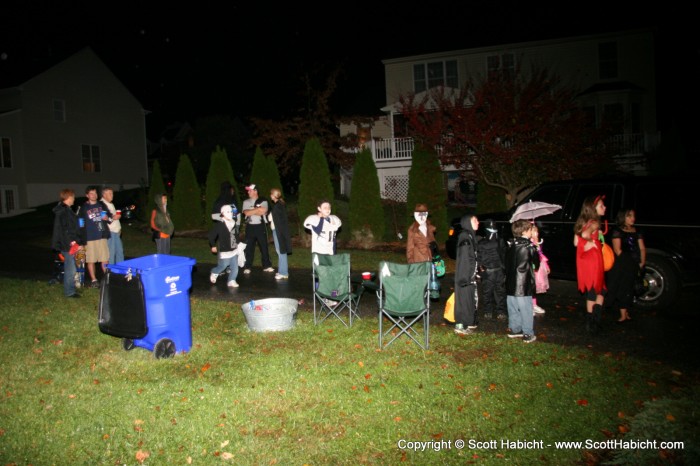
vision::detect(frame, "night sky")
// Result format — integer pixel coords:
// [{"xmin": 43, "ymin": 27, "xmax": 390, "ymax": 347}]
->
[{"xmin": 1, "ymin": 2, "xmax": 694, "ymax": 142}]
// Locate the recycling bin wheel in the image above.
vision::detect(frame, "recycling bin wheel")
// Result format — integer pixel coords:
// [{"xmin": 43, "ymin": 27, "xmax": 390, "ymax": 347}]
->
[
  {"xmin": 154, "ymin": 338, "xmax": 176, "ymax": 359},
  {"xmin": 122, "ymin": 338, "xmax": 135, "ymax": 351}
]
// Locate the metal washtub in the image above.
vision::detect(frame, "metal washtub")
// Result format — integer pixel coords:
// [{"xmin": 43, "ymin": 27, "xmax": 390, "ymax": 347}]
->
[{"xmin": 241, "ymin": 298, "xmax": 298, "ymax": 332}]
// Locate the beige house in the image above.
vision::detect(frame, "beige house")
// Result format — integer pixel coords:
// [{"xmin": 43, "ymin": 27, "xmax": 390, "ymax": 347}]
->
[
  {"xmin": 0, "ymin": 47, "xmax": 148, "ymax": 216},
  {"xmin": 341, "ymin": 28, "xmax": 658, "ymax": 202}
]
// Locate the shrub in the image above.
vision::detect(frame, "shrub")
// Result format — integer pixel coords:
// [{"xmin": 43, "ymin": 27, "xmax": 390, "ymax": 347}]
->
[
  {"xmin": 406, "ymin": 145, "xmax": 449, "ymax": 245},
  {"xmin": 170, "ymin": 154, "xmax": 204, "ymax": 231},
  {"xmin": 348, "ymin": 149, "xmax": 384, "ymax": 247}
]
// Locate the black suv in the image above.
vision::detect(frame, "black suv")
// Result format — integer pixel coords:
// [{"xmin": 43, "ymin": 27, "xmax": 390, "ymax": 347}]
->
[{"xmin": 445, "ymin": 175, "xmax": 700, "ymax": 309}]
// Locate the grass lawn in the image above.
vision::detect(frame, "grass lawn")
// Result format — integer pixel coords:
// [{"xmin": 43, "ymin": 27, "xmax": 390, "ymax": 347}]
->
[{"xmin": 1, "ymin": 278, "xmax": 697, "ymax": 464}]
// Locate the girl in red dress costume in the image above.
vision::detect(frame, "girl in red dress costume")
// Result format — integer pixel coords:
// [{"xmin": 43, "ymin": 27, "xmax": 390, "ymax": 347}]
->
[{"xmin": 573, "ymin": 195, "xmax": 607, "ymax": 332}]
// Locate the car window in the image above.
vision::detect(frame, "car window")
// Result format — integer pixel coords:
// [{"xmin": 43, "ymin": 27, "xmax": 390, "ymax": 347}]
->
[
  {"xmin": 634, "ymin": 182, "xmax": 700, "ymax": 225},
  {"xmin": 517, "ymin": 185, "xmax": 571, "ymax": 221}
]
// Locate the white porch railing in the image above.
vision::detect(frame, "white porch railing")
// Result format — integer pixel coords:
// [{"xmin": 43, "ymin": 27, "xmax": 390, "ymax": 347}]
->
[{"xmin": 366, "ymin": 132, "xmax": 660, "ymax": 164}]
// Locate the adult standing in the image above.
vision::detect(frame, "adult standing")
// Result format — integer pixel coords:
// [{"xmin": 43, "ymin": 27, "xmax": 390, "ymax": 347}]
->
[
  {"xmin": 406, "ymin": 203, "xmax": 436, "ymax": 264},
  {"xmin": 573, "ymin": 195, "xmax": 607, "ymax": 332},
  {"xmin": 51, "ymin": 188, "xmax": 83, "ymax": 298},
  {"xmin": 303, "ymin": 199, "xmax": 342, "ymax": 255},
  {"xmin": 150, "ymin": 193, "xmax": 174, "ymax": 255},
  {"xmin": 606, "ymin": 209, "xmax": 646, "ymax": 322},
  {"xmin": 100, "ymin": 186, "xmax": 124, "ymax": 264},
  {"xmin": 269, "ymin": 188, "xmax": 292, "ymax": 280},
  {"xmin": 78, "ymin": 186, "xmax": 111, "ymax": 288},
  {"xmin": 454, "ymin": 215, "xmax": 480, "ymax": 335},
  {"xmin": 241, "ymin": 184, "xmax": 274, "ymax": 274}
]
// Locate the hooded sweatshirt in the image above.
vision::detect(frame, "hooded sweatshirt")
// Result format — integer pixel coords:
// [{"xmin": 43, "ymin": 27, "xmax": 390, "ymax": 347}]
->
[{"xmin": 455, "ymin": 215, "xmax": 478, "ymax": 288}]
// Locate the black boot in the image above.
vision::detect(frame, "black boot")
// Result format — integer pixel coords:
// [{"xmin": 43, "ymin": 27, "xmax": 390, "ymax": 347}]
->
[{"xmin": 593, "ymin": 304, "xmax": 603, "ymax": 332}]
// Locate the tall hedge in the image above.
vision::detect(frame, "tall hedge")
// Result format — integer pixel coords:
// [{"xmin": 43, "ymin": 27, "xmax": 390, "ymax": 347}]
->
[
  {"xmin": 406, "ymin": 145, "xmax": 449, "ymax": 245},
  {"xmin": 204, "ymin": 146, "xmax": 236, "ymax": 227},
  {"xmin": 348, "ymin": 149, "xmax": 384, "ymax": 242},
  {"xmin": 146, "ymin": 160, "xmax": 167, "ymax": 218},
  {"xmin": 266, "ymin": 155, "xmax": 284, "ymax": 199},
  {"xmin": 298, "ymin": 138, "xmax": 334, "ymax": 224},
  {"xmin": 248, "ymin": 147, "xmax": 269, "ymax": 195},
  {"xmin": 170, "ymin": 153, "xmax": 204, "ymax": 231}
]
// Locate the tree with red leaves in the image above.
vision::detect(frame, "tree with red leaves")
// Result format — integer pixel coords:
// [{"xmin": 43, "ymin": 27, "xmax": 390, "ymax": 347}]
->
[{"xmin": 398, "ymin": 67, "xmax": 614, "ymax": 206}]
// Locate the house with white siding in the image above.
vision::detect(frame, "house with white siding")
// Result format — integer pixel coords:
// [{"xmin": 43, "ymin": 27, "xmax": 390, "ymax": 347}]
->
[
  {"xmin": 340, "ymin": 28, "xmax": 658, "ymax": 202},
  {"xmin": 0, "ymin": 47, "xmax": 148, "ymax": 216}
]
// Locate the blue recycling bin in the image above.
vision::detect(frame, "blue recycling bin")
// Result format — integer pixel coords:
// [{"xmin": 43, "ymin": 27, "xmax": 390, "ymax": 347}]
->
[{"xmin": 106, "ymin": 254, "xmax": 196, "ymax": 358}]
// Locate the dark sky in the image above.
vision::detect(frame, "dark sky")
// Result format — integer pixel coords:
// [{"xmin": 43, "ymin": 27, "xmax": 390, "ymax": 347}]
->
[{"xmin": 1, "ymin": 1, "xmax": 693, "ymax": 138}]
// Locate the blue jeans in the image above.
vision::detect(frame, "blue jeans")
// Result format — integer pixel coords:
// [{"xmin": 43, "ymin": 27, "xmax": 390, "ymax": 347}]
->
[
  {"xmin": 272, "ymin": 230, "xmax": 288, "ymax": 276},
  {"xmin": 211, "ymin": 255, "xmax": 239, "ymax": 283},
  {"xmin": 62, "ymin": 250, "xmax": 77, "ymax": 297},
  {"xmin": 155, "ymin": 237, "xmax": 170, "ymax": 254},
  {"xmin": 507, "ymin": 295, "xmax": 534, "ymax": 336},
  {"xmin": 108, "ymin": 232, "xmax": 124, "ymax": 264}
]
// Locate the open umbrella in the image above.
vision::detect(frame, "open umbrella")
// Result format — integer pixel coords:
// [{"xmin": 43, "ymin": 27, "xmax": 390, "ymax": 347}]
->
[{"xmin": 510, "ymin": 201, "xmax": 562, "ymax": 223}]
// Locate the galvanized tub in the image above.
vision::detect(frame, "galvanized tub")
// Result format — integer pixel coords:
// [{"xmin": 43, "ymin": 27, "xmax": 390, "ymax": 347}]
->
[{"xmin": 241, "ymin": 298, "xmax": 298, "ymax": 332}]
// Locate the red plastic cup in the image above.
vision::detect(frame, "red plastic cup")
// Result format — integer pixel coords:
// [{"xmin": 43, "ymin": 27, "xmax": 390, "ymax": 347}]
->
[
  {"xmin": 362, "ymin": 272, "xmax": 371, "ymax": 281},
  {"xmin": 116, "ymin": 209, "xmax": 121, "ymax": 215}
]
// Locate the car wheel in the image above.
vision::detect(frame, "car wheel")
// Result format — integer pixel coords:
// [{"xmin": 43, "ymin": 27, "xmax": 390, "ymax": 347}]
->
[{"xmin": 635, "ymin": 255, "xmax": 678, "ymax": 310}]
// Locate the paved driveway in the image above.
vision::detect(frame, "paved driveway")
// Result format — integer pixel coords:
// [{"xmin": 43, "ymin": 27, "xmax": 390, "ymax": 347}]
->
[{"xmin": 4, "ymin": 235, "xmax": 699, "ymax": 377}]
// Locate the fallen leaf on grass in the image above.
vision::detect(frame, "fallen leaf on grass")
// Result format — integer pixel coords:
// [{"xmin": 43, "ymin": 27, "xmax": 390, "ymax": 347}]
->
[
  {"xmin": 201, "ymin": 363, "xmax": 211, "ymax": 373},
  {"xmin": 546, "ymin": 382, "xmax": 553, "ymax": 389},
  {"xmin": 221, "ymin": 440, "xmax": 230, "ymax": 447},
  {"xmin": 618, "ymin": 424, "xmax": 629, "ymax": 433},
  {"xmin": 358, "ymin": 361, "xmax": 364, "ymax": 368},
  {"xmin": 576, "ymin": 399, "xmax": 589, "ymax": 406},
  {"xmin": 135, "ymin": 449, "xmax": 150, "ymax": 463},
  {"xmin": 51, "ymin": 339, "xmax": 63, "ymax": 345},
  {"xmin": 394, "ymin": 417, "xmax": 402, "ymax": 422},
  {"xmin": 666, "ymin": 414, "xmax": 676, "ymax": 421},
  {"xmin": 364, "ymin": 374, "xmax": 372, "ymax": 380},
  {"xmin": 488, "ymin": 383, "xmax": 497, "ymax": 391}
]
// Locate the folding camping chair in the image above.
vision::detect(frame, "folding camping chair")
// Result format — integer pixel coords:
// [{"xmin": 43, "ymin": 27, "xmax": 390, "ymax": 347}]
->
[
  {"xmin": 378, "ymin": 260, "xmax": 431, "ymax": 349},
  {"xmin": 312, "ymin": 253, "xmax": 356, "ymax": 327}
]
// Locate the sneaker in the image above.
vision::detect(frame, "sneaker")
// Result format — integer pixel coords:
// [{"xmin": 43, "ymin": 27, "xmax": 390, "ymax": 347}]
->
[
  {"xmin": 483, "ymin": 312, "xmax": 493, "ymax": 319},
  {"xmin": 275, "ymin": 273, "xmax": 289, "ymax": 280},
  {"xmin": 454, "ymin": 324, "xmax": 472, "ymax": 335},
  {"xmin": 89, "ymin": 280, "xmax": 99, "ymax": 289},
  {"xmin": 227, "ymin": 280, "xmax": 239, "ymax": 288},
  {"xmin": 243, "ymin": 269, "xmax": 251, "ymax": 275},
  {"xmin": 507, "ymin": 330, "xmax": 524, "ymax": 338},
  {"xmin": 467, "ymin": 324, "xmax": 478, "ymax": 330},
  {"xmin": 533, "ymin": 305, "xmax": 546, "ymax": 314},
  {"xmin": 210, "ymin": 273, "xmax": 218, "ymax": 284},
  {"xmin": 496, "ymin": 314, "xmax": 507, "ymax": 321},
  {"xmin": 263, "ymin": 267, "xmax": 275, "ymax": 273},
  {"xmin": 523, "ymin": 334, "xmax": 537, "ymax": 343}
]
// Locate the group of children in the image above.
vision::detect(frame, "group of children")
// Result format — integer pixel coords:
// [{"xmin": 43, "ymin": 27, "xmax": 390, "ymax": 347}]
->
[{"xmin": 453, "ymin": 215, "xmax": 549, "ymax": 343}]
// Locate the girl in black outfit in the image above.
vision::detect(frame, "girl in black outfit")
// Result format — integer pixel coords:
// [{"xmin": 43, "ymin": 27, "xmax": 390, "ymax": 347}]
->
[{"xmin": 606, "ymin": 209, "xmax": 646, "ymax": 322}]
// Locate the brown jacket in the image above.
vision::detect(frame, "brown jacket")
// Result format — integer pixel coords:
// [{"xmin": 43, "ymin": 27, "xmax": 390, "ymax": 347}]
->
[{"xmin": 406, "ymin": 221, "xmax": 436, "ymax": 263}]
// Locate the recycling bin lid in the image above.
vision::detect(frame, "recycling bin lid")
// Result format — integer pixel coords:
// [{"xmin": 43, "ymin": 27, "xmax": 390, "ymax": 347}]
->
[{"xmin": 108, "ymin": 254, "xmax": 196, "ymax": 274}]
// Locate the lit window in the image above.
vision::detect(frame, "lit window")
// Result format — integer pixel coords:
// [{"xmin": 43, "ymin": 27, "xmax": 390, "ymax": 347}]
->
[{"xmin": 82, "ymin": 144, "xmax": 101, "ymax": 172}]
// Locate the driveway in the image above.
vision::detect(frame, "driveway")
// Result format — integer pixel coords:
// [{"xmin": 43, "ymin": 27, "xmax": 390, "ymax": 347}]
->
[{"xmin": 4, "ymin": 233, "xmax": 699, "ymax": 377}]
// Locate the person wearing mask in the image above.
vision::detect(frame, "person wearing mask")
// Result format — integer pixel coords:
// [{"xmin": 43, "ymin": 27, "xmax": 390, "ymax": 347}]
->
[
  {"xmin": 208, "ymin": 204, "xmax": 240, "ymax": 287},
  {"xmin": 453, "ymin": 215, "xmax": 479, "ymax": 335},
  {"xmin": 303, "ymin": 199, "xmax": 342, "ymax": 255},
  {"xmin": 406, "ymin": 203, "xmax": 436, "ymax": 264}
]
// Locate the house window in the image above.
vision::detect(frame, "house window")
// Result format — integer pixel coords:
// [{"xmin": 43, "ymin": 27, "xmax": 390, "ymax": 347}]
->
[
  {"xmin": 487, "ymin": 53, "xmax": 515, "ymax": 78},
  {"xmin": 53, "ymin": 99, "xmax": 66, "ymax": 122},
  {"xmin": 603, "ymin": 103, "xmax": 624, "ymax": 133},
  {"xmin": 598, "ymin": 42, "xmax": 617, "ymax": 80},
  {"xmin": 413, "ymin": 60, "xmax": 458, "ymax": 93},
  {"xmin": 82, "ymin": 144, "xmax": 101, "ymax": 172},
  {"xmin": 0, "ymin": 137, "xmax": 11, "ymax": 168},
  {"xmin": 2, "ymin": 189, "xmax": 15, "ymax": 213}
]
